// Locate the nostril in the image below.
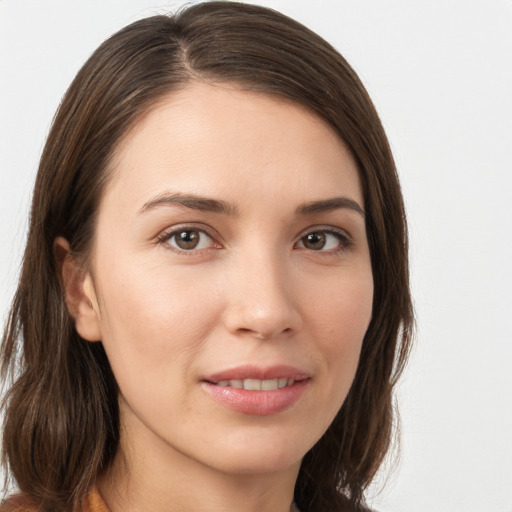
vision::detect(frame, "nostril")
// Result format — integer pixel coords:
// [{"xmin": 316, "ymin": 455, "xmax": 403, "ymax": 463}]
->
[
  {"xmin": 236, "ymin": 326, "xmax": 294, "ymax": 340},
  {"xmin": 222, "ymin": 288, "xmax": 303, "ymax": 340}
]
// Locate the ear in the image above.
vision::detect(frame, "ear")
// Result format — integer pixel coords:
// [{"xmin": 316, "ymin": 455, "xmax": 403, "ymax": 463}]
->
[{"xmin": 54, "ymin": 236, "xmax": 102, "ymax": 342}]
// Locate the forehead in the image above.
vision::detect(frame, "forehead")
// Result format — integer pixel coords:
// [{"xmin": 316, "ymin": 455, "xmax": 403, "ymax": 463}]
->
[{"xmin": 104, "ymin": 81, "xmax": 363, "ymax": 213}]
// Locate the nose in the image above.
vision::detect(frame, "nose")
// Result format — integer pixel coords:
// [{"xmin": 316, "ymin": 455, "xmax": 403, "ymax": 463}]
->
[{"xmin": 222, "ymin": 251, "xmax": 303, "ymax": 340}]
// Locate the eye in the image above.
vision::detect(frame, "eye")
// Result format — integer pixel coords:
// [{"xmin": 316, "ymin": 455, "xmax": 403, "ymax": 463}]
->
[
  {"xmin": 161, "ymin": 228, "xmax": 216, "ymax": 252},
  {"xmin": 296, "ymin": 230, "xmax": 350, "ymax": 252}
]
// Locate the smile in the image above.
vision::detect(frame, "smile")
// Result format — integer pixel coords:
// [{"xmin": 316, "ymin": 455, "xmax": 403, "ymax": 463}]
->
[
  {"xmin": 202, "ymin": 366, "xmax": 310, "ymax": 415},
  {"xmin": 213, "ymin": 378, "xmax": 295, "ymax": 390}
]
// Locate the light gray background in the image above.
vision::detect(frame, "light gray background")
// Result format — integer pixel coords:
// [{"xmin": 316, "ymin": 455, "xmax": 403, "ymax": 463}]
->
[{"xmin": 1, "ymin": 1, "xmax": 511, "ymax": 511}]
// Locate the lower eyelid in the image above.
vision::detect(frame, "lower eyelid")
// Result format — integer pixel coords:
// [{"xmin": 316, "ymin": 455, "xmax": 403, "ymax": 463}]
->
[
  {"xmin": 157, "ymin": 227, "xmax": 218, "ymax": 250},
  {"xmin": 296, "ymin": 229, "xmax": 353, "ymax": 250},
  {"xmin": 156, "ymin": 226, "xmax": 353, "ymax": 253},
  {"xmin": 175, "ymin": 231, "xmax": 212, "ymax": 250}
]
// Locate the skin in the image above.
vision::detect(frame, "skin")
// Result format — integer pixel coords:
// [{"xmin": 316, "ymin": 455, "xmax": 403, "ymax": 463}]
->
[{"xmin": 59, "ymin": 82, "xmax": 374, "ymax": 512}]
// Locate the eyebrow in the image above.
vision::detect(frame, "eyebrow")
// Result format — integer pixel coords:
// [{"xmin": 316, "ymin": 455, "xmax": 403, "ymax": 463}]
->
[
  {"xmin": 139, "ymin": 192, "xmax": 365, "ymax": 217},
  {"xmin": 296, "ymin": 197, "xmax": 365, "ymax": 217},
  {"xmin": 139, "ymin": 192, "xmax": 239, "ymax": 216}
]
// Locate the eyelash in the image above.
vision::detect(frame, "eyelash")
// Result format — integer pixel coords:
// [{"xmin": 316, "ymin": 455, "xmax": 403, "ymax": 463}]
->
[
  {"xmin": 156, "ymin": 225, "xmax": 220, "ymax": 255},
  {"xmin": 295, "ymin": 228, "xmax": 353, "ymax": 254},
  {"xmin": 156, "ymin": 225, "xmax": 353, "ymax": 255}
]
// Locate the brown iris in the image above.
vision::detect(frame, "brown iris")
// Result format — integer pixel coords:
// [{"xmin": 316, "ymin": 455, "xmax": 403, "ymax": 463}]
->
[
  {"xmin": 301, "ymin": 232, "xmax": 327, "ymax": 250},
  {"xmin": 174, "ymin": 230, "xmax": 201, "ymax": 250}
]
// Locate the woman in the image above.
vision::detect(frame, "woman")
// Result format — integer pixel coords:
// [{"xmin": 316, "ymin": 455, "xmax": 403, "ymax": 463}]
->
[{"xmin": 0, "ymin": 2, "xmax": 413, "ymax": 511}]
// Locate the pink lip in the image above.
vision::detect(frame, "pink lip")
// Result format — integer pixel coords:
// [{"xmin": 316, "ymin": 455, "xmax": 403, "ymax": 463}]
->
[
  {"xmin": 204, "ymin": 364, "xmax": 309, "ymax": 383},
  {"xmin": 201, "ymin": 365, "xmax": 310, "ymax": 416}
]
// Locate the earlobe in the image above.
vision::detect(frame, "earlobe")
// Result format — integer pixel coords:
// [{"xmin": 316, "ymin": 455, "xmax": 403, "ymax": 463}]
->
[{"xmin": 54, "ymin": 236, "xmax": 102, "ymax": 342}]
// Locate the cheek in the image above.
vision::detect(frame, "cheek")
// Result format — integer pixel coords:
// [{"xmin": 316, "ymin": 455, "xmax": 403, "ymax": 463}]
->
[
  {"xmin": 93, "ymin": 257, "xmax": 220, "ymax": 381},
  {"xmin": 306, "ymin": 270, "xmax": 373, "ymax": 396},
  {"xmin": 311, "ymin": 270, "xmax": 373, "ymax": 347}
]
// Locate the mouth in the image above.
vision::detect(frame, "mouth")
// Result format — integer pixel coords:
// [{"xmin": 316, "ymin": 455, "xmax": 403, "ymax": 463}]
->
[
  {"xmin": 201, "ymin": 365, "xmax": 310, "ymax": 415},
  {"xmin": 208, "ymin": 378, "xmax": 297, "ymax": 390},
  {"xmin": 203, "ymin": 365, "xmax": 310, "ymax": 389}
]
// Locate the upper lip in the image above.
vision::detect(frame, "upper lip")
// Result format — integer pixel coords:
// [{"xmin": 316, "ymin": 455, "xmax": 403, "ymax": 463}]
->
[{"xmin": 203, "ymin": 364, "xmax": 310, "ymax": 383}]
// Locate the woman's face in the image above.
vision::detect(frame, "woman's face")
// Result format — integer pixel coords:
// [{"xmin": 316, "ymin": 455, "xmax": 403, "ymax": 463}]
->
[{"xmin": 79, "ymin": 82, "xmax": 373, "ymax": 477}]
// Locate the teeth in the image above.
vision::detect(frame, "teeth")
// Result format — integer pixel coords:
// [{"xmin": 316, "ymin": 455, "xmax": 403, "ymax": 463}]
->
[
  {"xmin": 243, "ymin": 378, "xmax": 261, "ymax": 390},
  {"xmin": 261, "ymin": 379, "xmax": 278, "ymax": 390},
  {"xmin": 215, "ymin": 378, "xmax": 295, "ymax": 390}
]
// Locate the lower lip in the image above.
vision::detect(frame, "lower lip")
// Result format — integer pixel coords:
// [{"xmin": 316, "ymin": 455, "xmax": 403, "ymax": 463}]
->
[{"xmin": 201, "ymin": 380, "xmax": 309, "ymax": 416}]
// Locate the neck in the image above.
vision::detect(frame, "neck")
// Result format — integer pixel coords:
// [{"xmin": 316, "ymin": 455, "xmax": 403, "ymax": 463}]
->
[
  {"xmin": 97, "ymin": 450, "xmax": 299, "ymax": 512},
  {"xmin": 97, "ymin": 402, "xmax": 300, "ymax": 512}
]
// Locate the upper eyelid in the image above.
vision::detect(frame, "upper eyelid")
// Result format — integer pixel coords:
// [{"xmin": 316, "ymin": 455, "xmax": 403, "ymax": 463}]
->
[
  {"xmin": 295, "ymin": 225, "xmax": 353, "ymax": 241},
  {"xmin": 155, "ymin": 223, "xmax": 353, "ymax": 248},
  {"xmin": 156, "ymin": 226, "xmax": 221, "ymax": 255},
  {"xmin": 294, "ymin": 227, "xmax": 355, "ymax": 253},
  {"xmin": 156, "ymin": 223, "xmax": 219, "ymax": 241}
]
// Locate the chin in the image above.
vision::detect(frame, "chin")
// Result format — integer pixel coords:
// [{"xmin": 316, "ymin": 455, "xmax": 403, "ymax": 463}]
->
[
  {"xmin": 197, "ymin": 428, "xmax": 313, "ymax": 476},
  {"xmin": 211, "ymin": 451, "xmax": 302, "ymax": 477}
]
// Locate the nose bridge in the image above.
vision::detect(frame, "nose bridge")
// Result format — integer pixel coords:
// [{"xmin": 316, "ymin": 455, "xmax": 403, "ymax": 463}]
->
[{"xmin": 223, "ymin": 241, "xmax": 302, "ymax": 339}]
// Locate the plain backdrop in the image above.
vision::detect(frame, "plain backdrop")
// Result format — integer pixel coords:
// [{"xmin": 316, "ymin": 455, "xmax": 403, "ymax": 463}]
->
[{"xmin": 1, "ymin": 1, "xmax": 511, "ymax": 511}]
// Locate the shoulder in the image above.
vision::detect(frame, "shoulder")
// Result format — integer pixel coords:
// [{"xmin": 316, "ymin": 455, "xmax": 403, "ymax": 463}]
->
[
  {"xmin": 0, "ymin": 494, "xmax": 38, "ymax": 512},
  {"xmin": 0, "ymin": 487, "xmax": 109, "ymax": 512}
]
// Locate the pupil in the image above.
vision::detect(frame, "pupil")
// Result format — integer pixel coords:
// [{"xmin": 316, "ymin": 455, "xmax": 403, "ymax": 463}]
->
[
  {"xmin": 305, "ymin": 232, "xmax": 326, "ymax": 250},
  {"xmin": 176, "ymin": 230, "xmax": 199, "ymax": 249}
]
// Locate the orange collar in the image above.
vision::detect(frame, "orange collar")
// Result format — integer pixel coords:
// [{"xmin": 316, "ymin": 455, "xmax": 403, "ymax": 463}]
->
[{"xmin": 86, "ymin": 486, "xmax": 110, "ymax": 512}]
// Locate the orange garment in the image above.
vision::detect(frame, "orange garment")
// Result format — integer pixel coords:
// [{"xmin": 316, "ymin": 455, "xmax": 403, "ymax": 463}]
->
[
  {"xmin": 84, "ymin": 487, "xmax": 110, "ymax": 512},
  {"xmin": 0, "ymin": 486, "xmax": 110, "ymax": 512}
]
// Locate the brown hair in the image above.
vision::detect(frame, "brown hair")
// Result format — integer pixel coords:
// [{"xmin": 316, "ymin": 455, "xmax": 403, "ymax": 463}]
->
[{"xmin": 1, "ymin": 2, "xmax": 413, "ymax": 511}]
